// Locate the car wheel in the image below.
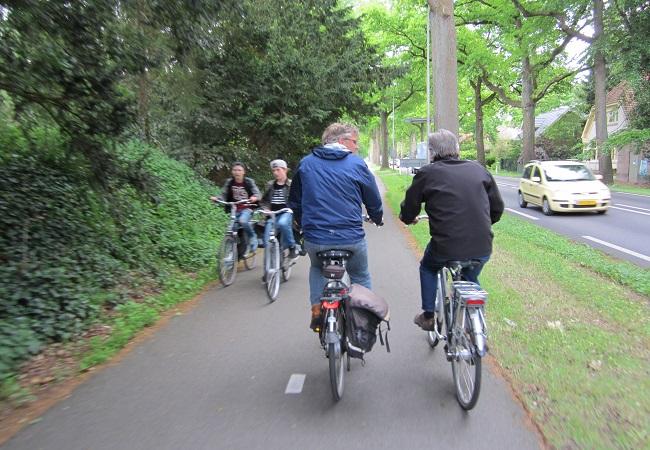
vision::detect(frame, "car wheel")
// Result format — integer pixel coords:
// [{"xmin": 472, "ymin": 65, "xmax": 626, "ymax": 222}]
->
[
  {"xmin": 542, "ymin": 197, "xmax": 554, "ymax": 216},
  {"xmin": 518, "ymin": 191, "xmax": 528, "ymax": 208},
  {"xmin": 597, "ymin": 209, "xmax": 607, "ymax": 215}
]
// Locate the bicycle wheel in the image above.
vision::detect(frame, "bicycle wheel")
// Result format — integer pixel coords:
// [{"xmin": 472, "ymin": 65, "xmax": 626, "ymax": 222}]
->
[
  {"xmin": 328, "ymin": 341, "xmax": 344, "ymax": 401},
  {"xmin": 264, "ymin": 241, "xmax": 280, "ymax": 301},
  {"xmin": 218, "ymin": 236, "xmax": 237, "ymax": 286},
  {"xmin": 450, "ymin": 308, "xmax": 482, "ymax": 410}
]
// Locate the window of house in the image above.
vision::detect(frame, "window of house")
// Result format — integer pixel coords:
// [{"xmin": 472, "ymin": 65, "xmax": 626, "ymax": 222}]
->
[{"xmin": 607, "ymin": 109, "xmax": 619, "ymax": 124}]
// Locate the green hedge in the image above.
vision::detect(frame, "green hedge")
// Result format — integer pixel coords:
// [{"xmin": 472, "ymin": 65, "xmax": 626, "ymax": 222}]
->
[{"xmin": 0, "ymin": 130, "xmax": 226, "ymax": 380}]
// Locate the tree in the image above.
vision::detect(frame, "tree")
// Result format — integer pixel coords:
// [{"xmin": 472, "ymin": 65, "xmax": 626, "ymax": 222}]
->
[
  {"xmin": 0, "ymin": 1, "xmax": 133, "ymax": 184},
  {"xmin": 458, "ymin": 0, "xmax": 586, "ymax": 164}
]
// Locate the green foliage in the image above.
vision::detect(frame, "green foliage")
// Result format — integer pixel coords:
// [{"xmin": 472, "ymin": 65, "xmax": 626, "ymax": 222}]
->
[
  {"xmin": 0, "ymin": 1, "xmax": 133, "ymax": 184},
  {"xmin": 0, "ymin": 126, "xmax": 224, "ymax": 380},
  {"xmin": 150, "ymin": 0, "xmax": 382, "ymax": 175},
  {"xmin": 603, "ymin": 129, "xmax": 650, "ymax": 155}
]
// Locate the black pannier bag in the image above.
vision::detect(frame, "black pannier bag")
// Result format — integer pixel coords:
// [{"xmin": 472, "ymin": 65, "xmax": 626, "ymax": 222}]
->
[{"xmin": 345, "ymin": 284, "xmax": 390, "ymax": 360}]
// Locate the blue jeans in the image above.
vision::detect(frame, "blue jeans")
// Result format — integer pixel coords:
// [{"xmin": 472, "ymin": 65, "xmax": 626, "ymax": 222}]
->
[
  {"xmin": 420, "ymin": 241, "xmax": 490, "ymax": 312},
  {"xmin": 304, "ymin": 239, "xmax": 371, "ymax": 306},
  {"xmin": 263, "ymin": 212, "xmax": 296, "ymax": 250},
  {"xmin": 236, "ymin": 208, "xmax": 257, "ymax": 251}
]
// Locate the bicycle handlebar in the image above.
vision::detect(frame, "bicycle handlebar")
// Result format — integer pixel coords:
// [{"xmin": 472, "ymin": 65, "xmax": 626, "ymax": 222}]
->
[
  {"xmin": 211, "ymin": 198, "xmax": 254, "ymax": 206},
  {"xmin": 259, "ymin": 207, "xmax": 293, "ymax": 216}
]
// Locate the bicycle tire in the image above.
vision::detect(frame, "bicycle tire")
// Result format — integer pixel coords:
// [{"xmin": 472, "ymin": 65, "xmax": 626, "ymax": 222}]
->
[
  {"xmin": 328, "ymin": 341, "xmax": 344, "ymax": 401},
  {"xmin": 218, "ymin": 236, "xmax": 237, "ymax": 286},
  {"xmin": 265, "ymin": 241, "xmax": 280, "ymax": 301},
  {"xmin": 451, "ymin": 308, "xmax": 482, "ymax": 410}
]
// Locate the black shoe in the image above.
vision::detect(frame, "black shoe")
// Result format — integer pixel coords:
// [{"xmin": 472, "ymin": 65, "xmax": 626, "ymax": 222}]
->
[
  {"xmin": 414, "ymin": 312, "xmax": 437, "ymax": 331},
  {"xmin": 288, "ymin": 246, "xmax": 299, "ymax": 259}
]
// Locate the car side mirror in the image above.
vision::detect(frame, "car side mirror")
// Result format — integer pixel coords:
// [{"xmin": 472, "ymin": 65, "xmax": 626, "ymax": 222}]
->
[
  {"xmin": 531, "ymin": 176, "xmax": 541, "ymax": 182},
  {"xmin": 594, "ymin": 174, "xmax": 603, "ymax": 180}
]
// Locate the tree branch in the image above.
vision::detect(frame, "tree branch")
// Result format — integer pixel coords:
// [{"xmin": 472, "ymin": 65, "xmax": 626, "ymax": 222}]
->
[
  {"xmin": 511, "ymin": 0, "xmax": 593, "ymax": 42},
  {"xmin": 481, "ymin": 72, "xmax": 520, "ymax": 107},
  {"xmin": 533, "ymin": 66, "xmax": 590, "ymax": 102}
]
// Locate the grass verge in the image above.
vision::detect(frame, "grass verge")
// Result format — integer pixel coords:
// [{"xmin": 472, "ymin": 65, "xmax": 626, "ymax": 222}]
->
[
  {"xmin": 79, "ymin": 269, "xmax": 214, "ymax": 371},
  {"xmin": 377, "ymin": 168, "xmax": 650, "ymax": 450}
]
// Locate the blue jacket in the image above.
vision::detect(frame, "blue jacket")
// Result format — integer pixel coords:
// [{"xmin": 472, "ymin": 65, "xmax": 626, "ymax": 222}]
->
[{"xmin": 288, "ymin": 144, "xmax": 383, "ymax": 244}]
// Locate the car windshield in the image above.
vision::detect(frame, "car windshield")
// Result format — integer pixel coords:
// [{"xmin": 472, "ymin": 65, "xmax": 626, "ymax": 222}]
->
[{"xmin": 544, "ymin": 165, "xmax": 594, "ymax": 182}]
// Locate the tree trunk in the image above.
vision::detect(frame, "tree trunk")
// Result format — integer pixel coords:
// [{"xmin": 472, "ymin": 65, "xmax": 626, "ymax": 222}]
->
[
  {"xmin": 473, "ymin": 79, "xmax": 486, "ymax": 166},
  {"xmin": 429, "ymin": 0, "xmax": 459, "ymax": 136},
  {"xmin": 521, "ymin": 56, "xmax": 536, "ymax": 163},
  {"xmin": 380, "ymin": 110, "xmax": 389, "ymax": 169},
  {"xmin": 594, "ymin": 0, "xmax": 613, "ymax": 183},
  {"xmin": 371, "ymin": 128, "xmax": 380, "ymax": 166}
]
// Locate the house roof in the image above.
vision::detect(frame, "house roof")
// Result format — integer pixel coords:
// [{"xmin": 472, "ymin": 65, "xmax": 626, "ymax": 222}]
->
[
  {"xmin": 606, "ymin": 80, "xmax": 637, "ymax": 118},
  {"xmin": 534, "ymin": 106, "xmax": 573, "ymax": 137},
  {"xmin": 581, "ymin": 80, "xmax": 637, "ymax": 143}
]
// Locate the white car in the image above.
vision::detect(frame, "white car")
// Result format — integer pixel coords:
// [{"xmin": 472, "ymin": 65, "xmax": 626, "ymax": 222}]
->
[{"xmin": 518, "ymin": 160, "xmax": 611, "ymax": 215}]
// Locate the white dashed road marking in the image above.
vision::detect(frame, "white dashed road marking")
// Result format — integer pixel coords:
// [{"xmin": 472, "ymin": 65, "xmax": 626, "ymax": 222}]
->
[
  {"xmin": 285, "ymin": 374, "xmax": 306, "ymax": 394},
  {"xmin": 582, "ymin": 236, "xmax": 650, "ymax": 262},
  {"xmin": 506, "ymin": 207, "xmax": 539, "ymax": 220}
]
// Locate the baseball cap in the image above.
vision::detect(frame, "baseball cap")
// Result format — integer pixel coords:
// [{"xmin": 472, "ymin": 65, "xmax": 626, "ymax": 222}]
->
[{"xmin": 270, "ymin": 159, "xmax": 288, "ymax": 169}]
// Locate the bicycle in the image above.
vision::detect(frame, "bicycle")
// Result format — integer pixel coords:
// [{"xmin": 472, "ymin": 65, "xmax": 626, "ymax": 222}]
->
[
  {"xmin": 315, "ymin": 249, "xmax": 352, "ymax": 401},
  {"xmin": 412, "ymin": 215, "xmax": 489, "ymax": 410},
  {"xmin": 315, "ymin": 215, "xmax": 383, "ymax": 401},
  {"xmin": 212, "ymin": 198, "xmax": 258, "ymax": 286},
  {"xmin": 258, "ymin": 208, "xmax": 298, "ymax": 302}
]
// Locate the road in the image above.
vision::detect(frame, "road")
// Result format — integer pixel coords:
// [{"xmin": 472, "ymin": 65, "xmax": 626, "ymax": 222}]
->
[
  {"xmin": 495, "ymin": 175, "xmax": 650, "ymax": 268},
  {"xmin": 1, "ymin": 185, "xmax": 542, "ymax": 450}
]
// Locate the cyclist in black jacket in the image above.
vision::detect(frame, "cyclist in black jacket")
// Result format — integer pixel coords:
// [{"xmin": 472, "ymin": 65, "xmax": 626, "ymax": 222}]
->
[{"xmin": 399, "ymin": 129, "xmax": 504, "ymax": 331}]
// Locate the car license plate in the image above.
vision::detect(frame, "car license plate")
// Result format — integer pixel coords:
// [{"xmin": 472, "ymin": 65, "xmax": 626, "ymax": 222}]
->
[{"xmin": 577, "ymin": 200, "xmax": 597, "ymax": 206}]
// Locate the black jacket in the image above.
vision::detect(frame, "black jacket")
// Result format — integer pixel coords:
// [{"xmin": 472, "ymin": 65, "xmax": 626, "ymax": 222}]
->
[{"xmin": 399, "ymin": 159, "xmax": 504, "ymax": 259}]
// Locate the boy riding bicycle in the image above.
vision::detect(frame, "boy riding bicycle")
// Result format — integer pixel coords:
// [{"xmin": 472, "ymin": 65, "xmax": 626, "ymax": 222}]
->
[
  {"xmin": 259, "ymin": 159, "xmax": 299, "ymax": 259},
  {"xmin": 210, "ymin": 162, "xmax": 260, "ymax": 255}
]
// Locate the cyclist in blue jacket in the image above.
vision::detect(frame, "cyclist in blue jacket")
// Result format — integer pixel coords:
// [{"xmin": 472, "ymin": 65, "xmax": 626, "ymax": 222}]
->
[{"xmin": 289, "ymin": 122, "xmax": 383, "ymax": 330}]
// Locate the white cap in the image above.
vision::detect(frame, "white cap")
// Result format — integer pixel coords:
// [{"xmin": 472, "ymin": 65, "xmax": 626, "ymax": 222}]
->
[{"xmin": 270, "ymin": 159, "xmax": 288, "ymax": 169}]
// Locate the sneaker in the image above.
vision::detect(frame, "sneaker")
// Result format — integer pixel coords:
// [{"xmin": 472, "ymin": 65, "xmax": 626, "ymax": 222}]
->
[
  {"xmin": 288, "ymin": 246, "xmax": 299, "ymax": 259},
  {"xmin": 414, "ymin": 312, "xmax": 437, "ymax": 331}
]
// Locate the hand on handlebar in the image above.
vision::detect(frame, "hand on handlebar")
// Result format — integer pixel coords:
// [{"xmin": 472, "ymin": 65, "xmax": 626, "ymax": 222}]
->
[{"xmin": 362, "ymin": 214, "xmax": 383, "ymax": 227}]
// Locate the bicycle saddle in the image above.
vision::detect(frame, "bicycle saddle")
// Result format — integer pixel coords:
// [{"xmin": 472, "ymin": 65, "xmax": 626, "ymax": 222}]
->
[{"xmin": 445, "ymin": 259, "xmax": 482, "ymax": 269}]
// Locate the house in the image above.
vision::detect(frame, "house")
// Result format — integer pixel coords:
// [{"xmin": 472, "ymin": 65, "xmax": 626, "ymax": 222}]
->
[
  {"xmin": 533, "ymin": 106, "xmax": 584, "ymax": 160},
  {"xmin": 498, "ymin": 107, "xmax": 583, "ymax": 165},
  {"xmin": 581, "ymin": 80, "xmax": 647, "ymax": 183}
]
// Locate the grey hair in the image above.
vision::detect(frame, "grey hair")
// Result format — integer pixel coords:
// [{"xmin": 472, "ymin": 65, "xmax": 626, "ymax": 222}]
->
[
  {"xmin": 321, "ymin": 122, "xmax": 359, "ymax": 145},
  {"xmin": 428, "ymin": 129, "xmax": 459, "ymax": 160}
]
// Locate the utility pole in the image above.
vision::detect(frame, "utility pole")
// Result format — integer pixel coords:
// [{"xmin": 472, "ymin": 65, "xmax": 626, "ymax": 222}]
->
[{"xmin": 428, "ymin": 0, "xmax": 459, "ymax": 137}]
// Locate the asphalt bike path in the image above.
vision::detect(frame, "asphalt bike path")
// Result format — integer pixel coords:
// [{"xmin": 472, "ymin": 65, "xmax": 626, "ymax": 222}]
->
[{"xmin": 2, "ymin": 177, "xmax": 542, "ymax": 450}]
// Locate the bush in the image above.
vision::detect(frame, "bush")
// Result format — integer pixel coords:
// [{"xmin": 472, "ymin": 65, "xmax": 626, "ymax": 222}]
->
[{"xmin": 0, "ymin": 134, "xmax": 226, "ymax": 380}]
